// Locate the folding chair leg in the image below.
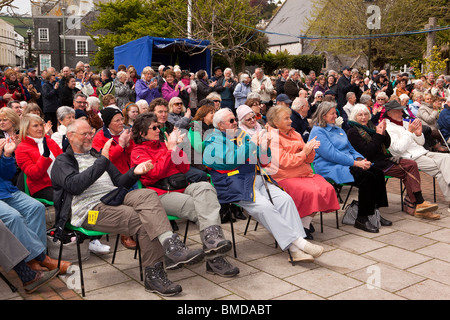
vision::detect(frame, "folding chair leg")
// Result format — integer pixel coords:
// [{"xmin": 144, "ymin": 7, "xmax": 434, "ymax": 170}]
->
[
  {"xmin": 433, "ymin": 177, "xmax": 436, "ymax": 203},
  {"xmin": 75, "ymin": 234, "xmax": 85, "ymax": 297},
  {"xmin": 0, "ymin": 272, "xmax": 17, "ymax": 292},
  {"xmin": 244, "ymin": 215, "xmax": 252, "ymax": 235},
  {"xmin": 111, "ymin": 235, "xmax": 120, "ymax": 264},
  {"xmin": 287, "ymin": 249, "xmax": 295, "ymax": 266},
  {"xmin": 183, "ymin": 220, "xmax": 189, "ymax": 244},
  {"xmin": 341, "ymin": 185, "xmax": 353, "ymax": 210},
  {"xmin": 228, "ymin": 210, "xmax": 237, "ymax": 258},
  {"xmin": 320, "ymin": 212, "xmax": 323, "ymax": 233},
  {"xmin": 335, "ymin": 210, "xmax": 339, "ymax": 229},
  {"xmin": 135, "ymin": 233, "xmax": 143, "ymax": 281}
]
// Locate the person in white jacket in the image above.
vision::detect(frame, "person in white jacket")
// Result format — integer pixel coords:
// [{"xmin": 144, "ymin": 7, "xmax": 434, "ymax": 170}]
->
[
  {"xmin": 384, "ymin": 100, "xmax": 450, "ymax": 217},
  {"xmin": 251, "ymin": 68, "xmax": 274, "ymax": 103}
]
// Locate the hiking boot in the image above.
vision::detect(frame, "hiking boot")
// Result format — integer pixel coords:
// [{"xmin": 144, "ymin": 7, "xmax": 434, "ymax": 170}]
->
[
  {"xmin": 206, "ymin": 256, "xmax": 240, "ymax": 277},
  {"xmin": 415, "ymin": 201, "xmax": 439, "ymax": 214},
  {"xmin": 200, "ymin": 225, "xmax": 232, "ymax": 255},
  {"xmin": 162, "ymin": 234, "xmax": 204, "ymax": 270},
  {"xmin": 144, "ymin": 262, "xmax": 182, "ymax": 296}
]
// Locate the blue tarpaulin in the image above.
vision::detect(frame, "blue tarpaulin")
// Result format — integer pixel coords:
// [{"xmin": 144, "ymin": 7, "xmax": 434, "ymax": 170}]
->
[{"xmin": 114, "ymin": 36, "xmax": 211, "ymax": 76}]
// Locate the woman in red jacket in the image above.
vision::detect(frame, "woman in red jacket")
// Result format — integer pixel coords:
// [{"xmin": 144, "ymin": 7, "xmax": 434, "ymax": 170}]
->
[
  {"xmin": 15, "ymin": 114, "xmax": 62, "ymax": 201},
  {"xmin": 130, "ymin": 112, "xmax": 239, "ymax": 277}
]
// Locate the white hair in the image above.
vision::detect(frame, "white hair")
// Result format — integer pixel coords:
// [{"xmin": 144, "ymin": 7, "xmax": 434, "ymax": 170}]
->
[
  {"xmin": 399, "ymin": 94, "xmax": 409, "ymax": 101},
  {"xmin": 87, "ymin": 96, "xmax": 100, "ymax": 107},
  {"xmin": 135, "ymin": 99, "xmax": 149, "ymax": 108},
  {"xmin": 349, "ymin": 103, "xmax": 371, "ymax": 122},
  {"xmin": 213, "ymin": 108, "xmax": 233, "ymax": 128},
  {"xmin": 291, "ymin": 97, "xmax": 308, "ymax": 112}
]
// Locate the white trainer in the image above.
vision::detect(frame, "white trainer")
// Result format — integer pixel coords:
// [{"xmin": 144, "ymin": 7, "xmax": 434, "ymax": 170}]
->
[
  {"xmin": 89, "ymin": 239, "xmax": 111, "ymax": 254},
  {"xmin": 303, "ymin": 242, "xmax": 324, "ymax": 258}
]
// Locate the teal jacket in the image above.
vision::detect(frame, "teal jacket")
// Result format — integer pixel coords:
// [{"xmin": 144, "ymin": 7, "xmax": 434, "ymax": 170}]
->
[{"xmin": 203, "ymin": 128, "xmax": 272, "ymax": 203}]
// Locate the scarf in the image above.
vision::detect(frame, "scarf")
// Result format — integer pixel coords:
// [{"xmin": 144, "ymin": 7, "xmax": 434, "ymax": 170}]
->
[
  {"xmin": 348, "ymin": 120, "xmax": 387, "ymax": 155},
  {"xmin": 28, "ymin": 136, "xmax": 56, "ymax": 177},
  {"xmin": 384, "ymin": 114, "xmax": 403, "ymax": 126}
]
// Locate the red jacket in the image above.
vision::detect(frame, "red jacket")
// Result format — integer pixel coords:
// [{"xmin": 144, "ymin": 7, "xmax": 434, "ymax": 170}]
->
[
  {"xmin": 130, "ymin": 140, "xmax": 190, "ymax": 196},
  {"xmin": 92, "ymin": 128, "xmax": 134, "ymax": 174},
  {"xmin": 15, "ymin": 135, "xmax": 62, "ymax": 195}
]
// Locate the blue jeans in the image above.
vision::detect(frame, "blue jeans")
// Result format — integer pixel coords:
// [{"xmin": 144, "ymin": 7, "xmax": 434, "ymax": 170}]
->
[{"xmin": 0, "ymin": 191, "xmax": 46, "ymax": 262}]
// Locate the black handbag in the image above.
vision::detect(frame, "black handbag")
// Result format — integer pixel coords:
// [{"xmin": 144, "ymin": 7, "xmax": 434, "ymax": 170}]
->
[
  {"xmin": 100, "ymin": 187, "xmax": 129, "ymax": 206},
  {"xmin": 153, "ymin": 173, "xmax": 188, "ymax": 191}
]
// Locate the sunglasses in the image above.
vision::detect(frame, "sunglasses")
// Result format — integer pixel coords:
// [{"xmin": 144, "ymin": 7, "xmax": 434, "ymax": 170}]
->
[
  {"xmin": 150, "ymin": 125, "xmax": 160, "ymax": 131},
  {"xmin": 213, "ymin": 100, "xmax": 221, "ymax": 103},
  {"xmin": 244, "ymin": 115, "xmax": 256, "ymax": 122},
  {"xmin": 227, "ymin": 118, "xmax": 236, "ymax": 124},
  {"xmin": 173, "ymin": 102, "xmax": 183, "ymax": 106}
]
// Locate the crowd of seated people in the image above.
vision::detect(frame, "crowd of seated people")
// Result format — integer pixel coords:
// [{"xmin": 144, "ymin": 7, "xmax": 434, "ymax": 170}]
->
[{"xmin": 1, "ymin": 61, "xmax": 449, "ymax": 296}]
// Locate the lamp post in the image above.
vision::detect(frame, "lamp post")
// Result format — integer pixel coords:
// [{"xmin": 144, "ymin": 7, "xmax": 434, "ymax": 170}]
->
[{"xmin": 27, "ymin": 27, "xmax": 32, "ymax": 69}]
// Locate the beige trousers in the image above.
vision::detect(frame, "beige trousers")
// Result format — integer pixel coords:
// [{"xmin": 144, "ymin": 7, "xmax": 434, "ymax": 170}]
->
[{"xmin": 83, "ymin": 188, "xmax": 172, "ymax": 267}]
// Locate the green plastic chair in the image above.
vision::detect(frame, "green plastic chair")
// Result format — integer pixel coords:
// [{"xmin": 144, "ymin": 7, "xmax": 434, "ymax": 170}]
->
[{"xmin": 23, "ymin": 173, "xmax": 54, "ymax": 223}]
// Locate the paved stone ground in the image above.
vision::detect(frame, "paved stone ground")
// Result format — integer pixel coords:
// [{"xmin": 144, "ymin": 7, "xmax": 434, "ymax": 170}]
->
[{"xmin": 2, "ymin": 173, "xmax": 449, "ymax": 301}]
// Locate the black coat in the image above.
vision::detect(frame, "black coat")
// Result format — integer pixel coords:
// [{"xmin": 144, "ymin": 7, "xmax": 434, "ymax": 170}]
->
[
  {"xmin": 51, "ymin": 146, "xmax": 139, "ymax": 241},
  {"xmin": 336, "ymin": 76, "xmax": 358, "ymax": 108},
  {"xmin": 41, "ymin": 81, "xmax": 61, "ymax": 113},
  {"xmin": 347, "ymin": 126, "xmax": 392, "ymax": 170},
  {"xmin": 59, "ymin": 86, "xmax": 80, "ymax": 108}
]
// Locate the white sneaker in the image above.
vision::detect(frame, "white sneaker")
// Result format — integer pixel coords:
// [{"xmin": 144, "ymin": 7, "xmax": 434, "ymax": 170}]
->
[
  {"xmin": 289, "ymin": 250, "xmax": 314, "ymax": 263},
  {"xmin": 89, "ymin": 239, "xmax": 110, "ymax": 254},
  {"xmin": 303, "ymin": 242, "xmax": 324, "ymax": 258}
]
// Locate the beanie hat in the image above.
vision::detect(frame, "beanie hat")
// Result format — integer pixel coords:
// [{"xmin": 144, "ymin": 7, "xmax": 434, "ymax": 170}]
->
[
  {"xmin": 75, "ymin": 109, "xmax": 88, "ymax": 119},
  {"xmin": 236, "ymin": 104, "xmax": 254, "ymax": 122},
  {"xmin": 101, "ymin": 107, "xmax": 122, "ymax": 128}
]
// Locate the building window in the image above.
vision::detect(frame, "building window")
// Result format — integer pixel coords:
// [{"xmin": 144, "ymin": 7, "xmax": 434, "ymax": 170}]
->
[
  {"xmin": 39, "ymin": 54, "xmax": 51, "ymax": 71},
  {"xmin": 75, "ymin": 40, "xmax": 88, "ymax": 56},
  {"xmin": 38, "ymin": 28, "xmax": 49, "ymax": 42}
]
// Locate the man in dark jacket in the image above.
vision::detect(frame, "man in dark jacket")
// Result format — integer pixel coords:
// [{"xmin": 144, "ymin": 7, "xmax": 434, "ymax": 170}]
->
[
  {"xmin": 27, "ymin": 68, "xmax": 43, "ymax": 108},
  {"xmin": 51, "ymin": 119, "xmax": 204, "ymax": 296},
  {"xmin": 336, "ymin": 66, "xmax": 358, "ymax": 109}
]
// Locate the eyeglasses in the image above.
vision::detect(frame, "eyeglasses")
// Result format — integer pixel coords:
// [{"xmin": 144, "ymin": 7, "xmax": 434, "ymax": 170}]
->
[
  {"xmin": 173, "ymin": 102, "xmax": 183, "ymax": 106},
  {"xmin": 72, "ymin": 131, "xmax": 95, "ymax": 138},
  {"xmin": 244, "ymin": 115, "xmax": 256, "ymax": 122},
  {"xmin": 213, "ymin": 100, "xmax": 221, "ymax": 103},
  {"xmin": 75, "ymin": 100, "xmax": 87, "ymax": 104},
  {"xmin": 227, "ymin": 118, "xmax": 236, "ymax": 124},
  {"xmin": 376, "ymin": 98, "xmax": 385, "ymax": 101},
  {"xmin": 150, "ymin": 125, "xmax": 160, "ymax": 131}
]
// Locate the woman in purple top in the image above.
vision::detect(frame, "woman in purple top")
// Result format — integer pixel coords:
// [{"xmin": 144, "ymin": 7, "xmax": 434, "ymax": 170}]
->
[{"xmin": 135, "ymin": 66, "xmax": 160, "ymax": 105}]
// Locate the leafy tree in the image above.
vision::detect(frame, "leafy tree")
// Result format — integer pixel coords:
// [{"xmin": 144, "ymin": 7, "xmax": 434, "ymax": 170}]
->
[
  {"xmin": 305, "ymin": 0, "xmax": 450, "ymax": 70},
  {"xmin": 163, "ymin": 0, "xmax": 268, "ymax": 73},
  {"xmin": 87, "ymin": 0, "xmax": 180, "ymax": 68}
]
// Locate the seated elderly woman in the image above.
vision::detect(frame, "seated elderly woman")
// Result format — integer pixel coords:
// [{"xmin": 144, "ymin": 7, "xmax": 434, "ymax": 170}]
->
[
  {"xmin": 347, "ymin": 104, "xmax": 439, "ymax": 217},
  {"xmin": 265, "ymin": 105, "xmax": 340, "ymax": 239},
  {"xmin": 236, "ymin": 104, "xmax": 262, "ymax": 137},
  {"xmin": 51, "ymin": 106, "xmax": 75, "ymax": 151},
  {"xmin": 309, "ymin": 101, "xmax": 390, "ymax": 233},
  {"xmin": 162, "ymin": 69, "xmax": 185, "ymax": 102},
  {"xmin": 135, "ymin": 66, "xmax": 160, "ymax": 105},
  {"xmin": 417, "ymin": 94, "xmax": 448, "ymax": 152},
  {"xmin": 130, "ymin": 112, "xmax": 239, "ymax": 277},
  {"xmin": 245, "ymin": 97, "xmax": 265, "ymax": 126},
  {"xmin": 203, "ymin": 108, "xmax": 324, "ymax": 263},
  {"xmin": 15, "ymin": 114, "xmax": 62, "ymax": 201},
  {"xmin": 384, "ymin": 99, "xmax": 450, "ymax": 215},
  {"xmin": 167, "ymin": 96, "xmax": 192, "ymax": 129},
  {"xmin": 135, "ymin": 99, "xmax": 150, "ymax": 114}
]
